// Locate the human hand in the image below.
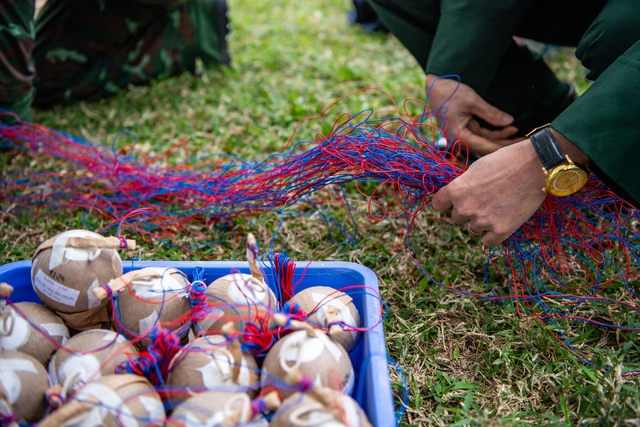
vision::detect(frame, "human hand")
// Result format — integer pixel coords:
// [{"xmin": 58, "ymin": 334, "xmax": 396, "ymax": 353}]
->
[
  {"xmin": 431, "ymin": 139, "xmax": 547, "ymax": 246},
  {"xmin": 426, "ymin": 74, "xmax": 523, "ymax": 155}
]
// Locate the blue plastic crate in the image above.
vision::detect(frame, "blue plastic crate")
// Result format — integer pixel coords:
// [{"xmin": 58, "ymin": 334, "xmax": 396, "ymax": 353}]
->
[{"xmin": 0, "ymin": 259, "xmax": 395, "ymax": 427}]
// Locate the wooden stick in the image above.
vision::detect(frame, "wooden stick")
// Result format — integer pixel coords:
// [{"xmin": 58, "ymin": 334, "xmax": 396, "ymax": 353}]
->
[
  {"xmin": 0, "ymin": 283, "xmax": 13, "ymax": 298},
  {"xmin": 38, "ymin": 400, "xmax": 93, "ymax": 427},
  {"xmin": 246, "ymin": 233, "xmax": 264, "ymax": 282},
  {"xmin": 325, "ymin": 306, "xmax": 344, "ymax": 337},
  {"xmin": 92, "ymin": 267, "xmax": 175, "ymax": 300}
]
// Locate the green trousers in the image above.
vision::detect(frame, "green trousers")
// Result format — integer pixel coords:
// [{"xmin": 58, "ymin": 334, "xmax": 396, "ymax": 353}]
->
[
  {"xmin": 0, "ymin": 0, "xmax": 227, "ymax": 122},
  {"xmin": 369, "ymin": 0, "xmax": 608, "ymax": 121},
  {"xmin": 369, "ymin": 0, "xmax": 640, "ymax": 206}
]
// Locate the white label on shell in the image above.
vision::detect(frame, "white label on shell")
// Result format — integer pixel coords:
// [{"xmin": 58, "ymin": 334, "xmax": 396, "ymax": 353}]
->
[
  {"xmin": 49, "ymin": 229, "xmax": 98, "ymax": 270},
  {"xmin": 48, "ymin": 354, "xmax": 57, "ymax": 384},
  {"xmin": 195, "ymin": 361, "xmax": 229, "ymax": 389},
  {"xmin": 283, "ymin": 332, "xmax": 344, "ymax": 365},
  {"xmin": 102, "ymin": 330, "xmax": 126, "ymax": 343},
  {"xmin": 138, "ymin": 310, "xmax": 159, "ymax": 334},
  {"xmin": 282, "ymin": 333, "xmax": 324, "ymax": 365},
  {"xmin": 0, "ymin": 370, "xmax": 21, "ymax": 405},
  {"xmin": 0, "ymin": 311, "xmax": 30, "ymax": 350},
  {"xmin": 87, "ymin": 279, "xmax": 103, "ymax": 310},
  {"xmin": 0, "ymin": 358, "xmax": 38, "ymax": 374},
  {"xmin": 41, "ymin": 322, "xmax": 70, "ymax": 338},
  {"xmin": 63, "ymin": 407, "xmax": 106, "ymax": 427},
  {"xmin": 58, "ymin": 354, "xmax": 101, "ymax": 385},
  {"xmin": 289, "ymin": 401, "xmax": 345, "ymax": 427},
  {"xmin": 70, "ymin": 382, "xmax": 138, "ymax": 427},
  {"xmin": 0, "ymin": 359, "xmax": 37, "ymax": 405},
  {"xmin": 341, "ymin": 394, "xmax": 361, "ymax": 426},
  {"xmin": 226, "ymin": 273, "xmax": 269, "ymax": 304},
  {"xmin": 210, "ymin": 349, "xmax": 252, "ymax": 388},
  {"xmin": 131, "ymin": 268, "xmax": 187, "ymax": 299},
  {"xmin": 138, "ymin": 395, "xmax": 165, "ymax": 421},
  {"xmin": 312, "ymin": 292, "xmax": 358, "ymax": 342},
  {"xmin": 238, "ymin": 356, "xmax": 252, "ymax": 386},
  {"xmin": 181, "ymin": 411, "xmax": 225, "ymax": 427},
  {"xmin": 33, "ymin": 268, "xmax": 80, "ymax": 306}
]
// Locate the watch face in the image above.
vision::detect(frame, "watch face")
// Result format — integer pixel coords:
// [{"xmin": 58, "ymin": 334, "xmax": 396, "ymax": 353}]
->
[{"xmin": 547, "ymin": 166, "xmax": 588, "ymax": 196}]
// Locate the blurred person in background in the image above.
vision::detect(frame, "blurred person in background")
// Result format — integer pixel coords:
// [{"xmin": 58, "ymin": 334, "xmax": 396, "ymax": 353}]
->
[{"xmin": 0, "ymin": 0, "xmax": 230, "ymax": 123}]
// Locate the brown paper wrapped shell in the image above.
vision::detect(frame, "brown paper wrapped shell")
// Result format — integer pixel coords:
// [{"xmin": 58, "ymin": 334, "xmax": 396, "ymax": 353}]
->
[
  {"xmin": 260, "ymin": 329, "xmax": 354, "ymax": 399},
  {"xmin": 195, "ymin": 273, "xmax": 277, "ymax": 335},
  {"xmin": 0, "ymin": 348, "xmax": 49, "ymax": 424},
  {"xmin": 0, "ymin": 301, "xmax": 69, "ymax": 367},
  {"xmin": 38, "ymin": 374, "xmax": 165, "ymax": 427},
  {"xmin": 30, "ymin": 230, "xmax": 132, "ymax": 331},
  {"xmin": 166, "ymin": 335, "xmax": 260, "ymax": 408},
  {"xmin": 270, "ymin": 386, "xmax": 372, "ymax": 427},
  {"xmin": 165, "ymin": 391, "xmax": 274, "ymax": 427},
  {"xmin": 100, "ymin": 267, "xmax": 191, "ymax": 340},
  {"xmin": 288, "ymin": 286, "xmax": 361, "ymax": 353},
  {"xmin": 49, "ymin": 329, "xmax": 137, "ymax": 394}
]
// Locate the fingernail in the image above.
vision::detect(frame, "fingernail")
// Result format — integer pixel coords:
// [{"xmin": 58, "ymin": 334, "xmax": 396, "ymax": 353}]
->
[{"xmin": 501, "ymin": 113, "xmax": 513, "ymax": 124}]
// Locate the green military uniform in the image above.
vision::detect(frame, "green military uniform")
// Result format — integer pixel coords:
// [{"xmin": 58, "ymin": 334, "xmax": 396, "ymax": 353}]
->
[
  {"xmin": 369, "ymin": 0, "xmax": 640, "ymax": 206},
  {"xmin": 0, "ymin": 0, "xmax": 228, "ymax": 122}
]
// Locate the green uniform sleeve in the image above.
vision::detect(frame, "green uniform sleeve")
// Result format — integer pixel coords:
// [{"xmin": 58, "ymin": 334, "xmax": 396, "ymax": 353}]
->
[
  {"xmin": 551, "ymin": 39, "xmax": 640, "ymax": 207},
  {"xmin": 427, "ymin": 0, "xmax": 534, "ymax": 95}
]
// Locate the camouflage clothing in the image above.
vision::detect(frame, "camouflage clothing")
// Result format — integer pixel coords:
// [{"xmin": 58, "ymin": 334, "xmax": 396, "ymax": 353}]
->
[{"xmin": 0, "ymin": 0, "xmax": 228, "ymax": 121}]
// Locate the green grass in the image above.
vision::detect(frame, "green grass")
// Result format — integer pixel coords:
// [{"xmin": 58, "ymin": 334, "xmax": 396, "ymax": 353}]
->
[{"xmin": 3, "ymin": 0, "xmax": 640, "ymax": 425}]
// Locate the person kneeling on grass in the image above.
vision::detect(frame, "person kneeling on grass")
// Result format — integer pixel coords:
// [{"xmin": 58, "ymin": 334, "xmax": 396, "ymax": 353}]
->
[
  {"xmin": 0, "ymin": 0, "xmax": 230, "ymax": 124},
  {"xmin": 368, "ymin": 0, "xmax": 640, "ymax": 244}
]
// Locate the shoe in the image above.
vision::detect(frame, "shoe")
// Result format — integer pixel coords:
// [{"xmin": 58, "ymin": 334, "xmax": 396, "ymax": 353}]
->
[
  {"xmin": 213, "ymin": 0, "xmax": 231, "ymax": 66},
  {"xmin": 347, "ymin": 0, "xmax": 388, "ymax": 33}
]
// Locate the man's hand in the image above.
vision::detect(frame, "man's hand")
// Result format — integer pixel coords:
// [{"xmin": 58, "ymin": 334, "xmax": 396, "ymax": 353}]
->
[
  {"xmin": 432, "ymin": 139, "xmax": 548, "ymax": 246},
  {"xmin": 426, "ymin": 74, "xmax": 523, "ymax": 155}
]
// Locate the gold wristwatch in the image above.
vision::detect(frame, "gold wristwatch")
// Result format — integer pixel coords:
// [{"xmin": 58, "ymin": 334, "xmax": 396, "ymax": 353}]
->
[{"xmin": 526, "ymin": 124, "xmax": 588, "ymax": 197}]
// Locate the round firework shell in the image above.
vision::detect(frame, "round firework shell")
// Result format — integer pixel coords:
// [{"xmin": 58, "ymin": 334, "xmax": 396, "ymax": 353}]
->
[
  {"xmin": 0, "ymin": 349, "xmax": 49, "ymax": 424},
  {"xmin": 288, "ymin": 286, "xmax": 361, "ymax": 353},
  {"xmin": 195, "ymin": 273, "xmax": 277, "ymax": 335},
  {"xmin": 166, "ymin": 335, "xmax": 259, "ymax": 408},
  {"xmin": 270, "ymin": 387, "xmax": 372, "ymax": 427},
  {"xmin": 31, "ymin": 230, "xmax": 130, "ymax": 330},
  {"xmin": 261, "ymin": 329, "xmax": 354, "ymax": 399},
  {"xmin": 49, "ymin": 329, "xmax": 137, "ymax": 394},
  {"xmin": 166, "ymin": 391, "xmax": 270, "ymax": 427},
  {"xmin": 38, "ymin": 374, "xmax": 165, "ymax": 427},
  {"xmin": 0, "ymin": 301, "xmax": 69, "ymax": 367},
  {"xmin": 112, "ymin": 267, "xmax": 191, "ymax": 340}
]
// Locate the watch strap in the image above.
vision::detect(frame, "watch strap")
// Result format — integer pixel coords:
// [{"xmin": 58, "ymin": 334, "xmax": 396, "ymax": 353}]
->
[{"xmin": 528, "ymin": 126, "xmax": 565, "ymax": 171}]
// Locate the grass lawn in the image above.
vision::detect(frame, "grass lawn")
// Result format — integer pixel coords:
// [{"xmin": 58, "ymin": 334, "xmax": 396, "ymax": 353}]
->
[{"xmin": 2, "ymin": 0, "xmax": 640, "ymax": 425}]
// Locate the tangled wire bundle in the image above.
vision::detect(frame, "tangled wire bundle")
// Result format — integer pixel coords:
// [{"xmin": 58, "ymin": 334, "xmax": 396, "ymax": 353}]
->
[{"xmin": 1, "ymin": 97, "xmax": 639, "ymax": 373}]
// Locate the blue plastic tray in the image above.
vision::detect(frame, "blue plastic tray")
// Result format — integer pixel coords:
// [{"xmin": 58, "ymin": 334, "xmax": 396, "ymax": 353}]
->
[{"xmin": 0, "ymin": 260, "xmax": 395, "ymax": 427}]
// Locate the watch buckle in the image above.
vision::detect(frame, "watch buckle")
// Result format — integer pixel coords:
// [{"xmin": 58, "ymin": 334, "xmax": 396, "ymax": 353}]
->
[{"xmin": 525, "ymin": 123, "xmax": 551, "ymax": 139}]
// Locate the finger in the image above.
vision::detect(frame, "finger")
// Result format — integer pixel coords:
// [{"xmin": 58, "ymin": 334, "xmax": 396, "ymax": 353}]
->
[
  {"xmin": 474, "ymin": 125, "xmax": 519, "ymax": 140},
  {"xmin": 449, "ymin": 206, "xmax": 468, "ymax": 225},
  {"xmin": 469, "ymin": 97, "xmax": 513, "ymax": 128},
  {"xmin": 431, "ymin": 186, "xmax": 453, "ymax": 212},
  {"xmin": 466, "ymin": 221, "xmax": 485, "ymax": 236},
  {"xmin": 459, "ymin": 130, "xmax": 503, "ymax": 156},
  {"xmin": 467, "ymin": 119, "xmax": 481, "ymax": 134},
  {"xmin": 481, "ymin": 230, "xmax": 509, "ymax": 247}
]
